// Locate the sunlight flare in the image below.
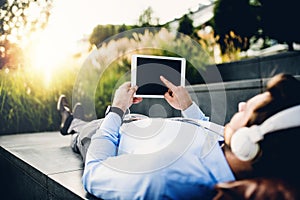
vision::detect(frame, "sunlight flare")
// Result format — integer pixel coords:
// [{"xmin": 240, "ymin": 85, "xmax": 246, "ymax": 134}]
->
[{"xmin": 24, "ymin": 1, "xmax": 81, "ymax": 87}]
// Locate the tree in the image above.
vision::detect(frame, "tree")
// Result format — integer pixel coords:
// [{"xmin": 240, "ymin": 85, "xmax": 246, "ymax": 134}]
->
[
  {"xmin": 259, "ymin": 0, "xmax": 300, "ymax": 50},
  {"xmin": 178, "ymin": 14, "xmax": 194, "ymax": 36},
  {"xmin": 213, "ymin": 0, "xmax": 259, "ymax": 54},
  {"xmin": 138, "ymin": 6, "xmax": 159, "ymax": 27},
  {"xmin": 89, "ymin": 7, "xmax": 163, "ymax": 48},
  {"xmin": 0, "ymin": 0, "xmax": 53, "ymax": 69},
  {"xmin": 118, "ymin": 24, "xmax": 129, "ymax": 33},
  {"xmin": 89, "ymin": 25, "xmax": 120, "ymax": 47}
]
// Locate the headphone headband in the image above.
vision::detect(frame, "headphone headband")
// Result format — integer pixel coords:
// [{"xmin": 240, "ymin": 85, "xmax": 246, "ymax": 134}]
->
[
  {"xmin": 257, "ymin": 104, "xmax": 300, "ymax": 141},
  {"xmin": 231, "ymin": 104, "xmax": 300, "ymax": 161}
]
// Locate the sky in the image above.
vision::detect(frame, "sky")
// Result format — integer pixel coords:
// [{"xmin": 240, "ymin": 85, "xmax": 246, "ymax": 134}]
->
[{"xmin": 49, "ymin": 0, "xmax": 211, "ymax": 39}]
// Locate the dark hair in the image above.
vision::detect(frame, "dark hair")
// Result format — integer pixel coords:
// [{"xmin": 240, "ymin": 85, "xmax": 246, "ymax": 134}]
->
[
  {"xmin": 248, "ymin": 74, "xmax": 300, "ymax": 186},
  {"xmin": 247, "ymin": 73, "xmax": 300, "ymax": 126}
]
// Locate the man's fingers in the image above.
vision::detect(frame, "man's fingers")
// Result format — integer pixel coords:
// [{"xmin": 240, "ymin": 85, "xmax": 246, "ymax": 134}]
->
[
  {"xmin": 128, "ymin": 85, "xmax": 138, "ymax": 95},
  {"xmin": 164, "ymin": 91, "xmax": 173, "ymax": 103},
  {"xmin": 160, "ymin": 76, "xmax": 176, "ymax": 91},
  {"xmin": 132, "ymin": 85, "xmax": 138, "ymax": 92},
  {"xmin": 120, "ymin": 82, "xmax": 131, "ymax": 88},
  {"xmin": 133, "ymin": 85, "xmax": 138, "ymax": 91}
]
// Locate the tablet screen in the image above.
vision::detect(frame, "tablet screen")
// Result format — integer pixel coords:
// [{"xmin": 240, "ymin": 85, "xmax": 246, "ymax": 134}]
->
[{"xmin": 131, "ymin": 55, "xmax": 186, "ymax": 98}]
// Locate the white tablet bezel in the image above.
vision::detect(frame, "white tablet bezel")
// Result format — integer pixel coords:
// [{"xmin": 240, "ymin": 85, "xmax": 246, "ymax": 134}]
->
[{"xmin": 131, "ymin": 54, "xmax": 186, "ymax": 98}]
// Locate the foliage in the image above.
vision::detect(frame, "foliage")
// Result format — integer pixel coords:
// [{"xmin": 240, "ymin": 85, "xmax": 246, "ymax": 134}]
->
[
  {"xmin": 197, "ymin": 25, "xmax": 220, "ymax": 63},
  {"xmin": 259, "ymin": 0, "xmax": 300, "ymax": 50},
  {"xmin": 90, "ymin": 25, "xmax": 122, "ymax": 47},
  {"xmin": 137, "ymin": 6, "xmax": 159, "ymax": 26},
  {"xmin": 197, "ymin": 25, "xmax": 243, "ymax": 64},
  {"xmin": 212, "ymin": 0, "xmax": 300, "ymax": 55},
  {"xmin": 0, "ymin": 64, "xmax": 77, "ymax": 134},
  {"xmin": 0, "ymin": 0, "xmax": 53, "ymax": 69},
  {"xmin": 0, "ymin": 41, "xmax": 24, "ymax": 69},
  {"xmin": 0, "ymin": 0, "xmax": 52, "ymax": 39},
  {"xmin": 89, "ymin": 7, "xmax": 164, "ymax": 48},
  {"xmin": 213, "ymin": 0, "xmax": 259, "ymax": 54},
  {"xmin": 178, "ymin": 14, "xmax": 194, "ymax": 36}
]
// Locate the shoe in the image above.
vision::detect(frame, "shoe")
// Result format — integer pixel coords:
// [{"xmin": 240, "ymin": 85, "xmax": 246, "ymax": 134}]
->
[
  {"xmin": 57, "ymin": 95, "xmax": 74, "ymax": 135},
  {"xmin": 73, "ymin": 102, "xmax": 85, "ymax": 121}
]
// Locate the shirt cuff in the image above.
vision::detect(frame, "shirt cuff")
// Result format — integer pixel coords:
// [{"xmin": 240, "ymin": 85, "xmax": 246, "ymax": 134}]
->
[{"xmin": 182, "ymin": 101, "xmax": 209, "ymax": 121}]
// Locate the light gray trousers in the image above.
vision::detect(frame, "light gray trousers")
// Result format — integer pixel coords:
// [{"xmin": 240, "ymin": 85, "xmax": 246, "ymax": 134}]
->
[{"xmin": 69, "ymin": 118, "xmax": 104, "ymax": 162}]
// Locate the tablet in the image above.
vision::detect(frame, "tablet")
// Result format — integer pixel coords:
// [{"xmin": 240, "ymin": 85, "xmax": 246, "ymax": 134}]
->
[{"xmin": 131, "ymin": 54, "xmax": 186, "ymax": 98}]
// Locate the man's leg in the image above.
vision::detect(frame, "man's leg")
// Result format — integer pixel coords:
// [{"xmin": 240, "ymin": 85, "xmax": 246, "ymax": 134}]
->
[
  {"xmin": 71, "ymin": 118, "xmax": 104, "ymax": 162},
  {"xmin": 57, "ymin": 94, "xmax": 104, "ymax": 162}
]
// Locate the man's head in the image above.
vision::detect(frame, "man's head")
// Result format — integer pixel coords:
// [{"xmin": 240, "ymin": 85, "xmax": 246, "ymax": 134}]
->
[{"xmin": 223, "ymin": 74, "xmax": 300, "ymax": 182}]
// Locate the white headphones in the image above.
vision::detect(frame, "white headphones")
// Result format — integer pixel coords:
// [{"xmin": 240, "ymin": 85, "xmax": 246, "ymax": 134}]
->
[{"xmin": 230, "ymin": 105, "xmax": 300, "ymax": 161}]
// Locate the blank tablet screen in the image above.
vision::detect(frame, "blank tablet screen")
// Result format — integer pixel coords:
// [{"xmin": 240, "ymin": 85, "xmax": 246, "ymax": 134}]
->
[{"xmin": 132, "ymin": 55, "xmax": 185, "ymax": 98}]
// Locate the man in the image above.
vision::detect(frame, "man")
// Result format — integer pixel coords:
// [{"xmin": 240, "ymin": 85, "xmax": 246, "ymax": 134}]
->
[{"xmin": 58, "ymin": 74, "xmax": 300, "ymax": 199}]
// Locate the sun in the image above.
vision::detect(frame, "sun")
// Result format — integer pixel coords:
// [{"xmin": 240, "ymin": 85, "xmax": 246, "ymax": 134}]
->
[{"xmin": 25, "ymin": 31, "xmax": 72, "ymax": 87}]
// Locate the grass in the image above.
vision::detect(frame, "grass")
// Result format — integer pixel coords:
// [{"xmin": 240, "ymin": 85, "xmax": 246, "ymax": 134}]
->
[{"xmin": 0, "ymin": 65, "xmax": 76, "ymax": 134}]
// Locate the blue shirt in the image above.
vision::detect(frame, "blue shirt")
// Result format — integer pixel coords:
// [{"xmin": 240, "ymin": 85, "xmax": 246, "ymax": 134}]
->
[{"xmin": 82, "ymin": 102, "xmax": 235, "ymax": 199}]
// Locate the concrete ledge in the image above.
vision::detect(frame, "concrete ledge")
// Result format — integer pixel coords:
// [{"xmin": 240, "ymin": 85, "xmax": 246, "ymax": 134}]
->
[
  {"xmin": 0, "ymin": 132, "xmax": 99, "ymax": 200},
  {"xmin": 207, "ymin": 51, "xmax": 300, "ymax": 83},
  {"xmin": 187, "ymin": 79, "xmax": 262, "ymax": 92}
]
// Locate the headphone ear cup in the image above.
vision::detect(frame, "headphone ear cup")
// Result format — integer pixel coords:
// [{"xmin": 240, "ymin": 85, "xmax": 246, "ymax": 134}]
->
[{"xmin": 230, "ymin": 127, "xmax": 260, "ymax": 161}]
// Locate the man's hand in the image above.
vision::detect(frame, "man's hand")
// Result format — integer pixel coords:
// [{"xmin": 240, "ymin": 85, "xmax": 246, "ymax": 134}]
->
[
  {"xmin": 160, "ymin": 76, "xmax": 192, "ymax": 111},
  {"xmin": 112, "ymin": 82, "xmax": 143, "ymax": 112}
]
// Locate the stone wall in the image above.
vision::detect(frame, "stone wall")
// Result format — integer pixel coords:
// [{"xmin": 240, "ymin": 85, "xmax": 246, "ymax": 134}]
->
[{"xmin": 198, "ymin": 51, "xmax": 300, "ymax": 83}]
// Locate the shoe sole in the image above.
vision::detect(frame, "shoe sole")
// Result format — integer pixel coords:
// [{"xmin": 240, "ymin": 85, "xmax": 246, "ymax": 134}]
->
[{"xmin": 57, "ymin": 94, "xmax": 67, "ymax": 111}]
